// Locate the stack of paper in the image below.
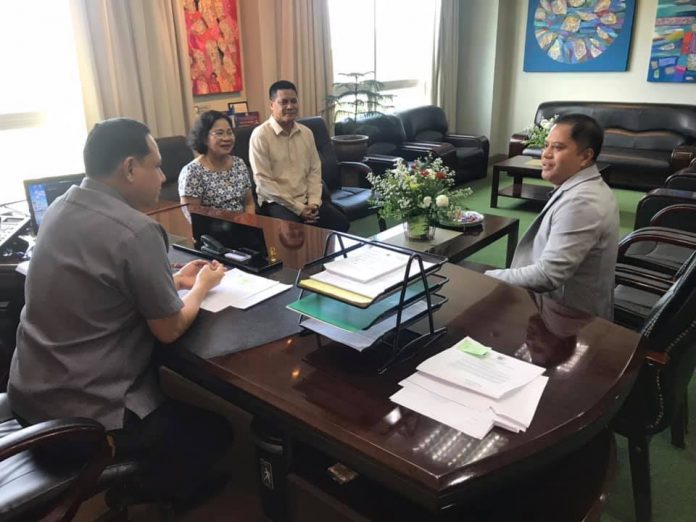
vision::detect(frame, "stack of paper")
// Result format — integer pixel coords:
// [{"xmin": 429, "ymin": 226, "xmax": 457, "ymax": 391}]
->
[
  {"xmin": 391, "ymin": 337, "xmax": 548, "ymax": 439},
  {"xmin": 300, "ymin": 246, "xmax": 435, "ymax": 306},
  {"xmin": 181, "ymin": 268, "xmax": 291, "ymax": 312}
]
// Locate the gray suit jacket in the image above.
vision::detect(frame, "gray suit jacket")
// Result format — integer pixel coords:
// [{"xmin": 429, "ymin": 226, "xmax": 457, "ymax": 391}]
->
[{"xmin": 486, "ymin": 164, "xmax": 619, "ymax": 319}]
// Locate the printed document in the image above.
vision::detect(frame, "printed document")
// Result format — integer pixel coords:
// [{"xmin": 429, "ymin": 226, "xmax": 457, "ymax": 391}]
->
[
  {"xmin": 323, "ymin": 245, "xmax": 409, "ymax": 282},
  {"xmin": 416, "ymin": 343, "xmax": 545, "ymax": 399},
  {"xmin": 180, "ymin": 269, "xmax": 291, "ymax": 312}
]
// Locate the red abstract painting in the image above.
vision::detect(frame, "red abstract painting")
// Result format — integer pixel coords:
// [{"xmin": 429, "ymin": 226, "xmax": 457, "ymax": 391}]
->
[{"xmin": 183, "ymin": 0, "xmax": 243, "ymax": 95}]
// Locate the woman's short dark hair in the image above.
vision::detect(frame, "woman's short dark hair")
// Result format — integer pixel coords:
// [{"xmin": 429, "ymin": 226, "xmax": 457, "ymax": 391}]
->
[
  {"xmin": 187, "ymin": 110, "xmax": 234, "ymax": 155},
  {"xmin": 83, "ymin": 118, "xmax": 151, "ymax": 178},
  {"xmin": 269, "ymin": 80, "xmax": 297, "ymax": 100},
  {"xmin": 554, "ymin": 113, "xmax": 604, "ymax": 161}
]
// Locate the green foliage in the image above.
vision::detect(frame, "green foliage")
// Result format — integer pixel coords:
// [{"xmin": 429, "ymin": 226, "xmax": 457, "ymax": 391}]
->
[
  {"xmin": 325, "ymin": 72, "xmax": 394, "ymax": 124},
  {"xmin": 523, "ymin": 114, "xmax": 558, "ymax": 149},
  {"xmin": 366, "ymin": 156, "xmax": 472, "ymax": 222}
]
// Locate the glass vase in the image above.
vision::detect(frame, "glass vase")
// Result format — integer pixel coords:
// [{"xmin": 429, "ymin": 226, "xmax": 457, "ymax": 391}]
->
[{"xmin": 403, "ymin": 214, "xmax": 435, "ymax": 240}]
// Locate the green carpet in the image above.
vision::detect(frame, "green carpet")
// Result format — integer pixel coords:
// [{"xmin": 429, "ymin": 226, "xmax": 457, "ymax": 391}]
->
[{"xmin": 349, "ymin": 173, "xmax": 696, "ymax": 522}]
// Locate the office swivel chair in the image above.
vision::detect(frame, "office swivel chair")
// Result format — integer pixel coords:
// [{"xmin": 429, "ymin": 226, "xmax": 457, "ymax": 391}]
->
[{"xmin": 613, "ymin": 256, "xmax": 696, "ymax": 522}]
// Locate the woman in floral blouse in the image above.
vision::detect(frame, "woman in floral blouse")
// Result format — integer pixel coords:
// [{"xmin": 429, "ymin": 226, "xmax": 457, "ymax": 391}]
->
[{"xmin": 179, "ymin": 110, "xmax": 255, "ymax": 214}]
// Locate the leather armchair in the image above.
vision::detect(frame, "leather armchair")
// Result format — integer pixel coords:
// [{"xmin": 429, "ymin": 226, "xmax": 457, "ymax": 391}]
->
[
  {"xmin": 509, "ymin": 101, "xmax": 696, "ymax": 190},
  {"xmin": 0, "ymin": 393, "xmax": 111, "ymax": 521},
  {"xmin": 397, "ymin": 105, "xmax": 489, "ymax": 184},
  {"xmin": 155, "ymin": 136, "xmax": 194, "ymax": 202},
  {"xmin": 335, "ymin": 114, "xmax": 458, "ymax": 177},
  {"xmin": 299, "ymin": 117, "xmax": 385, "ymax": 229},
  {"xmin": 612, "ymin": 254, "xmax": 696, "ymax": 522}
]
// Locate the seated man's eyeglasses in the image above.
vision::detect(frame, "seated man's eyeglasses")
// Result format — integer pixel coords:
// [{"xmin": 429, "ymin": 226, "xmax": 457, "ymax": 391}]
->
[{"xmin": 210, "ymin": 130, "xmax": 235, "ymax": 138}]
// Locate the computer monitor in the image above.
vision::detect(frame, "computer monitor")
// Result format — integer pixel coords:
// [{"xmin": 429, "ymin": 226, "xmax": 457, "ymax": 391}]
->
[{"xmin": 23, "ymin": 174, "xmax": 84, "ymax": 234}]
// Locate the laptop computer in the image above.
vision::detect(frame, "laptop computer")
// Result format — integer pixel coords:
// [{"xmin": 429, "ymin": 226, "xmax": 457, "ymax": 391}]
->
[{"xmin": 23, "ymin": 173, "xmax": 84, "ymax": 234}]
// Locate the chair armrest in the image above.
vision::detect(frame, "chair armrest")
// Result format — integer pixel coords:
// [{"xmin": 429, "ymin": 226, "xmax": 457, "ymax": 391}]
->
[
  {"xmin": 444, "ymin": 133, "xmax": 489, "ymax": 150},
  {"xmin": 338, "ymin": 161, "xmax": 372, "ymax": 188},
  {"xmin": 619, "ymin": 227, "xmax": 696, "ymax": 263},
  {"xmin": 649, "ymin": 203, "xmax": 696, "ymax": 233},
  {"xmin": 634, "ymin": 187, "xmax": 696, "ymax": 228},
  {"xmin": 397, "ymin": 141, "xmax": 456, "ymax": 161},
  {"xmin": 615, "ymin": 264, "xmax": 672, "ymax": 295},
  {"xmin": 508, "ymin": 132, "xmax": 529, "ymax": 158},
  {"xmin": 0, "ymin": 417, "xmax": 107, "ymax": 460},
  {"xmin": 670, "ymin": 144, "xmax": 696, "ymax": 172},
  {"xmin": 362, "ymin": 154, "xmax": 402, "ymax": 176},
  {"xmin": 665, "ymin": 171, "xmax": 696, "ymax": 191}
]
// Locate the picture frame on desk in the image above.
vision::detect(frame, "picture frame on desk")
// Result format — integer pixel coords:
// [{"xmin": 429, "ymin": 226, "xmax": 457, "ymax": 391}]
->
[
  {"xmin": 234, "ymin": 111, "xmax": 260, "ymax": 128},
  {"xmin": 227, "ymin": 102, "xmax": 249, "ymax": 114}
]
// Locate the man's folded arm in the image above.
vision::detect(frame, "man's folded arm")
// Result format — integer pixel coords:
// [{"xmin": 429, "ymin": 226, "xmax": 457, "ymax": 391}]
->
[{"xmin": 147, "ymin": 285, "xmax": 209, "ymax": 344}]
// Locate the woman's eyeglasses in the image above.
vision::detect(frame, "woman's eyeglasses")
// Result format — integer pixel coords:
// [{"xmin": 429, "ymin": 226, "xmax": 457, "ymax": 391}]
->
[{"xmin": 209, "ymin": 129, "xmax": 234, "ymax": 138}]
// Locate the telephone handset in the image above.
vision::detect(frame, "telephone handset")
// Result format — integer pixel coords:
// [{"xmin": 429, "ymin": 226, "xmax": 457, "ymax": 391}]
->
[{"xmin": 200, "ymin": 234, "xmax": 252, "ymax": 262}]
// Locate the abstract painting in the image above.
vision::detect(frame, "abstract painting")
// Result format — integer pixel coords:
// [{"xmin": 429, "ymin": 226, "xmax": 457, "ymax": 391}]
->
[
  {"xmin": 524, "ymin": 0, "xmax": 636, "ymax": 72},
  {"xmin": 183, "ymin": 0, "xmax": 243, "ymax": 95},
  {"xmin": 648, "ymin": 0, "xmax": 696, "ymax": 83}
]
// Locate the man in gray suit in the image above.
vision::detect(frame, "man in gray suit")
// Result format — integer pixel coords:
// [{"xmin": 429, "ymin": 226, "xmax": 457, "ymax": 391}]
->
[{"xmin": 486, "ymin": 114, "xmax": 618, "ymax": 319}]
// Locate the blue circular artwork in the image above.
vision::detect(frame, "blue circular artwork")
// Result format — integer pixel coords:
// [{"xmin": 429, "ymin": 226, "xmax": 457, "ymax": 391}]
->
[{"xmin": 534, "ymin": 0, "xmax": 628, "ymax": 64}]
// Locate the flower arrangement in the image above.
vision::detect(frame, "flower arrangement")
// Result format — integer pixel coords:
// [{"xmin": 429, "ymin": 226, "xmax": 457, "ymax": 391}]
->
[
  {"xmin": 367, "ymin": 156, "xmax": 473, "ymax": 239},
  {"xmin": 523, "ymin": 114, "xmax": 559, "ymax": 149}
]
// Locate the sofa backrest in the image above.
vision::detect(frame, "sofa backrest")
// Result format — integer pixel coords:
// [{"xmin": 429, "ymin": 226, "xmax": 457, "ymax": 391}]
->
[
  {"xmin": 298, "ymin": 116, "xmax": 341, "ymax": 192},
  {"xmin": 535, "ymin": 101, "xmax": 696, "ymax": 152},
  {"xmin": 397, "ymin": 105, "xmax": 449, "ymax": 141},
  {"xmin": 336, "ymin": 114, "xmax": 406, "ymax": 155},
  {"xmin": 155, "ymin": 136, "xmax": 194, "ymax": 183}
]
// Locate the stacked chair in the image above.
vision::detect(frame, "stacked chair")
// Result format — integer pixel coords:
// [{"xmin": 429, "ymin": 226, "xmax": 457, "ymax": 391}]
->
[{"xmin": 611, "ymin": 159, "xmax": 696, "ymax": 521}]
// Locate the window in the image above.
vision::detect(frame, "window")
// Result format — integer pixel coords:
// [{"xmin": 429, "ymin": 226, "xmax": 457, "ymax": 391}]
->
[
  {"xmin": 328, "ymin": 0, "xmax": 437, "ymax": 112},
  {"xmin": 0, "ymin": 0, "xmax": 86, "ymax": 204}
]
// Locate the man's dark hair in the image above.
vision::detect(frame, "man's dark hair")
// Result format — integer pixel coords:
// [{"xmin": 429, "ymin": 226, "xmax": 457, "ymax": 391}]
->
[
  {"xmin": 554, "ymin": 113, "xmax": 604, "ymax": 161},
  {"xmin": 83, "ymin": 118, "xmax": 151, "ymax": 178},
  {"xmin": 269, "ymin": 80, "xmax": 297, "ymax": 100},
  {"xmin": 187, "ymin": 110, "xmax": 234, "ymax": 155}
]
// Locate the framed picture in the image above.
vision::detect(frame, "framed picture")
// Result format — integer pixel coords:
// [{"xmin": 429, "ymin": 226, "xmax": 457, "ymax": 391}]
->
[
  {"xmin": 647, "ymin": 0, "xmax": 696, "ymax": 83},
  {"xmin": 227, "ymin": 102, "xmax": 249, "ymax": 114},
  {"xmin": 183, "ymin": 0, "xmax": 243, "ymax": 95},
  {"xmin": 523, "ymin": 0, "xmax": 637, "ymax": 72}
]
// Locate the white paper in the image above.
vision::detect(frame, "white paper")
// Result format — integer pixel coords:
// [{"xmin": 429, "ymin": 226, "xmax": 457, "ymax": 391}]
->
[
  {"xmin": 181, "ymin": 269, "xmax": 290, "ymax": 312},
  {"xmin": 299, "ymin": 301, "xmax": 428, "ymax": 351},
  {"xmin": 391, "ymin": 385, "xmax": 495, "ymax": 440},
  {"xmin": 15, "ymin": 260, "xmax": 29, "ymax": 276},
  {"xmin": 402, "ymin": 371, "xmax": 548, "ymax": 429},
  {"xmin": 323, "ymin": 245, "xmax": 411, "ymax": 283},
  {"xmin": 416, "ymin": 341, "xmax": 545, "ymax": 400},
  {"xmin": 310, "ymin": 260, "xmax": 435, "ymax": 299}
]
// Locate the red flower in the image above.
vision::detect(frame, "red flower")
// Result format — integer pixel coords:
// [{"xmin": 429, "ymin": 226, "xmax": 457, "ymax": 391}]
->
[
  {"xmin": 436, "ymin": 171, "xmax": 445, "ymax": 180},
  {"xmin": 420, "ymin": 169, "xmax": 428, "ymax": 176}
]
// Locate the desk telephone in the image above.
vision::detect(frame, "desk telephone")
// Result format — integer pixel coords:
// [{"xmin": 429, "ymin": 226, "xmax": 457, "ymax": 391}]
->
[{"xmin": 200, "ymin": 234, "xmax": 254, "ymax": 262}]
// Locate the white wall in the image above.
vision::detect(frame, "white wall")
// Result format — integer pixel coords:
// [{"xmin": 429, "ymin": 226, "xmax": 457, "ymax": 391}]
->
[{"xmin": 469, "ymin": 0, "xmax": 696, "ymax": 155}]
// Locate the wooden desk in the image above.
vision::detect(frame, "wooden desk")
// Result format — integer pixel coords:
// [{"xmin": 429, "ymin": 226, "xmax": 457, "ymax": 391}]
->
[{"xmin": 156, "ymin": 206, "xmax": 641, "ymax": 520}]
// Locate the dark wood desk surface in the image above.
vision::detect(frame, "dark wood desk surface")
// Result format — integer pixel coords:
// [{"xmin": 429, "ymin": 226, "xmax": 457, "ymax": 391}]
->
[{"xmin": 152, "ymin": 206, "xmax": 643, "ymax": 512}]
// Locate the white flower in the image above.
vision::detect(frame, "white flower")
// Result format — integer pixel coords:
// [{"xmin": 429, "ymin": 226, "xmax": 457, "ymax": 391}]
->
[
  {"xmin": 540, "ymin": 118, "xmax": 552, "ymax": 130},
  {"xmin": 422, "ymin": 196, "xmax": 432, "ymax": 207},
  {"xmin": 435, "ymin": 194, "xmax": 449, "ymax": 207}
]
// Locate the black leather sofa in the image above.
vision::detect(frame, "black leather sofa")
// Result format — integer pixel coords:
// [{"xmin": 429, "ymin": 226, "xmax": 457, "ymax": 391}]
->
[
  {"xmin": 155, "ymin": 136, "xmax": 194, "ymax": 202},
  {"xmin": 509, "ymin": 101, "xmax": 696, "ymax": 191},
  {"xmin": 335, "ymin": 114, "xmax": 463, "ymax": 183},
  {"xmin": 396, "ymin": 105, "xmax": 489, "ymax": 183}
]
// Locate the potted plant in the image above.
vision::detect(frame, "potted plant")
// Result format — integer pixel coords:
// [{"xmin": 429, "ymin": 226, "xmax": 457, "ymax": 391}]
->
[
  {"xmin": 367, "ymin": 156, "xmax": 473, "ymax": 240},
  {"xmin": 325, "ymin": 71, "xmax": 394, "ymax": 162}
]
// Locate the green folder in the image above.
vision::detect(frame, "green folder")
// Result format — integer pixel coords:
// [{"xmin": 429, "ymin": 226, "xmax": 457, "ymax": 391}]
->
[{"xmin": 288, "ymin": 278, "xmax": 442, "ymax": 332}]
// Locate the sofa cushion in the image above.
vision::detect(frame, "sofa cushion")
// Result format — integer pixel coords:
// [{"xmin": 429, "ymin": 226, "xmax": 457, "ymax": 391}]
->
[
  {"xmin": 414, "ymin": 130, "xmax": 446, "ymax": 141},
  {"xmin": 599, "ymin": 147, "xmax": 671, "ymax": 176},
  {"xmin": 604, "ymin": 129, "xmax": 686, "ymax": 151},
  {"xmin": 330, "ymin": 187, "xmax": 374, "ymax": 221}
]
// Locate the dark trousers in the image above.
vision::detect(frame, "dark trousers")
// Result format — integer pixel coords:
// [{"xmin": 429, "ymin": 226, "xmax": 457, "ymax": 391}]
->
[
  {"xmin": 109, "ymin": 399, "xmax": 233, "ymax": 503},
  {"xmin": 264, "ymin": 202, "xmax": 350, "ymax": 232}
]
